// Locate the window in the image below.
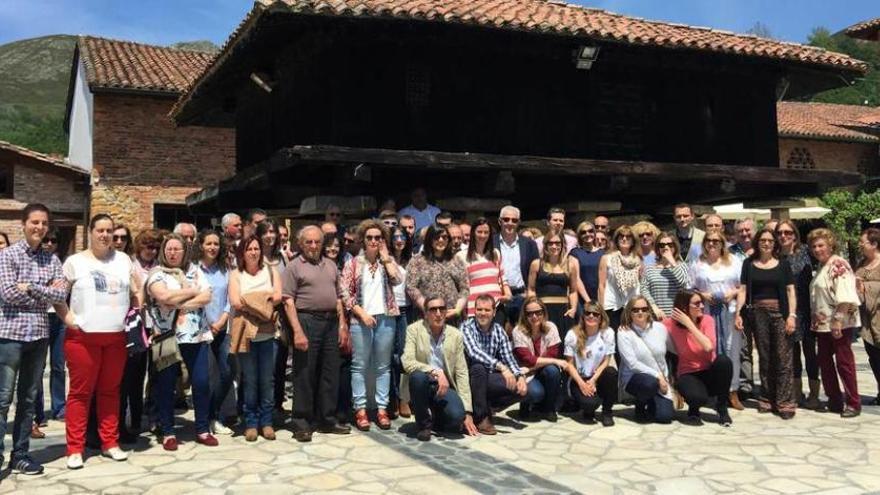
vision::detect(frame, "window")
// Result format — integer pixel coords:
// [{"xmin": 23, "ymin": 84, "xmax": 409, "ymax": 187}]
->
[
  {"xmin": 785, "ymin": 147, "xmax": 815, "ymax": 170},
  {"xmin": 153, "ymin": 204, "xmax": 214, "ymax": 231},
  {"xmin": 0, "ymin": 167, "xmax": 12, "ymax": 198}
]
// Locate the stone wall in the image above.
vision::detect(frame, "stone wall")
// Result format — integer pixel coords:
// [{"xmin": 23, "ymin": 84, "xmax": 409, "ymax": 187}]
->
[
  {"xmin": 90, "ymin": 184, "xmax": 205, "ymax": 237},
  {"xmin": 778, "ymin": 137, "xmax": 879, "ymax": 176}
]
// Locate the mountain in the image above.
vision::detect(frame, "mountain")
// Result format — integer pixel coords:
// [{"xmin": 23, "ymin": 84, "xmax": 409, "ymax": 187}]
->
[
  {"xmin": 0, "ymin": 35, "xmax": 77, "ymax": 155},
  {"xmin": 0, "ymin": 35, "xmax": 219, "ymax": 156}
]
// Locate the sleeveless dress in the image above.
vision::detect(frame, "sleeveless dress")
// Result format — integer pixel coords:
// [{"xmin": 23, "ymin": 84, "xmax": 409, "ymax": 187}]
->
[{"xmin": 535, "ymin": 265, "xmax": 573, "ymax": 339}]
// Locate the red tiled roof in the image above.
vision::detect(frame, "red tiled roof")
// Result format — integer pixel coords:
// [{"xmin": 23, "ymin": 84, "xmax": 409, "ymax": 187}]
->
[
  {"xmin": 843, "ymin": 18, "xmax": 880, "ymax": 40},
  {"xmin": 859, "ymin": 109, "xmax": 880, "ymax": 126},
  {"xmin": 777, "ymin": 102, "xmax": 880, "ymax": 143},
  {"xmin": 172, "ymin": 0, "xmax": 869, "ymax": 120},
  {"xmin": 0, "ymin": 140, "xmax": 89, "ymax": 175},
  {"xmin": 78, "ymin": 36, "xmax": 215, "ymax": 94}
]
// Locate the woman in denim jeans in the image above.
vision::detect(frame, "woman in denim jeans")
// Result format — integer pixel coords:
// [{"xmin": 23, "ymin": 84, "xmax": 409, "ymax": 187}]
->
[
  {"xmin": 339, "ymin": 220, "xmax": 401, "ymax": 431},
  {"xmin": 389, "ymin": 226, "xmax": 413, "ymax": 418},
  {"xmin": 229, "ymin": 235, "xmax": 282, "ymax": 441}
]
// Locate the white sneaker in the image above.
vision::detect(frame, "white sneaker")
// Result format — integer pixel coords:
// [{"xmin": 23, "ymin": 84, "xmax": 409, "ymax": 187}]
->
[
  {"xmin": 102, "ymin": 447, "xmax": 129, "ymax": 461},
  {"xmin": 66, "ymin": 453, "xmax": 83, "ymax": 470},
  {"xmin": 211, "ymin": 420, "xmax": 233, "ymax": 435}
]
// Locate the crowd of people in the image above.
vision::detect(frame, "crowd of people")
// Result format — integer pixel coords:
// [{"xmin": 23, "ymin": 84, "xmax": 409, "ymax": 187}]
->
[{"xmin": 0, "ymin": 189, "xmax": 876, "ymax": 474}]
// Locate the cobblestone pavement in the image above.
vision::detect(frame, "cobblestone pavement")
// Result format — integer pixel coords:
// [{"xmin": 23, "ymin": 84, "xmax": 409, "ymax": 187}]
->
[{"xmin": 3, "ymin": 346, "xmax": 880, "ymax": 494}]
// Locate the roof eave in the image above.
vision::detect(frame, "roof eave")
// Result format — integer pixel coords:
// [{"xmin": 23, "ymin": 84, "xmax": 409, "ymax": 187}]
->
[{"xmin": 779, "ymin": 132, "xmax": 879, "ymax": 144}]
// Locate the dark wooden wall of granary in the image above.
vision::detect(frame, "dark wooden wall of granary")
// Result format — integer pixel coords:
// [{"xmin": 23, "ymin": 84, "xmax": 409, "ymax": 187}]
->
[{"xmin": 233, "ymin": 14, "xmax": 781, "ymax": 173}]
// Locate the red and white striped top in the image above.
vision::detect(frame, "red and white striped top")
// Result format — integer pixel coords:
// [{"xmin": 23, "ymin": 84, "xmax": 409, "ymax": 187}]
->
[{"xmin": 463, "ymin": 253, "xmax": 505, "ymax": 317}]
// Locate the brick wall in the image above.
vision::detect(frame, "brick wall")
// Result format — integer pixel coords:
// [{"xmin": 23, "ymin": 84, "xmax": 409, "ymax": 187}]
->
[
  {"xmin": 778, "ymin": 137, "xmax": 879, "ymax": 175},
  {"xmin": 90, "ymin": 93, "xmax": 236, "ymax": 237}
]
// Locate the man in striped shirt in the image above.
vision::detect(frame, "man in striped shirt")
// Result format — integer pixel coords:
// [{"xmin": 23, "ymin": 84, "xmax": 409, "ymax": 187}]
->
[{"xmin": 461, "ymin": 294, "xmax": 526, "ymax": 435}]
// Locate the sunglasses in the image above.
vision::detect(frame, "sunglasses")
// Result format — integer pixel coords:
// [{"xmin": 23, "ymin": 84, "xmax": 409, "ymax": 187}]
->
[
  {"xmin": 546, "ymin": 241, "xmax": 562, "ymax": 246},
  {"xmin": 639, "ymin": 232, "xmax": 654, "ymax": 238},
  {"xmin": 595, "ymin": 225, "xmax": 608, "ymax": 231},
  {"xmin": 344, "ymin": 238, "xmax": 355, "ymax": 244},
  {"xmin": 657, "ymin": 242, "xmax": 674, "ymax": 248},
  {"xmin": 583, "ymin": 311, "xmax": 601, "ymax": 319},
  {"xmin": 631, "ymin": 306, "xmax": 650, "ymax": 314},
  {"xmin": 42, "ymin": 238, "xmax": 58, "ymax": 244},
  {"xmin": 705, "ymin": 239, "xmax": 724, "ymax": 245},
  {"xmin": 392, "ymin": 234, "xmax": 406, "ymax": 241},
  {"xmin": 578, "ymin": 229, "xmax": 594, "ymax": 235},
  {"xmin": 777, "ymin": 230, "xmax": 795, "ymax": 237},
  {"xmin": 113, "ymin": 235, "xmax": 129, "ymax": 241},
  {"xmin": 365, "ymin": 235, "xmax": 383, "ymax": 242},
  {"xmin": 500, "ymin": 217, "xmax": 520, "ymax": 224},
  {"xmin": 426, "ymin": 306, "xmax": 447, "ymax": 313},
  {"xmin": 525, "ymin": 309, "xmax": 544, "ymax": 317},
  {"xmin": 383, "ymin": 221, "xmax": 398, "ymax": 227},
  {"xmin": 435, "ymin": 234, "xmax": 449, "ymax": 241}
]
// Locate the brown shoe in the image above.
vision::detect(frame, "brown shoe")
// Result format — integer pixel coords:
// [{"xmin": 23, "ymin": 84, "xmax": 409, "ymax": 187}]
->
[
  {"xmin": 476, "ymin": 417, "xmax": 497, "ymax": 435},
  {"xmin": 376, "ymin": 409, "xmax": 391, "ymax": 430},
  {"xmin": 354, "ymin": 409, "xmax": 370, "ymax": 431},
  {"xmin": 245, "ymin": 428, "xmax": 258, "ymax": 442},
  {"xmin": 728, "ymin": 392, "xmax": 745, "ymax": 411},
  {"xmin": 398, "ymin": 401, "xmax": 412, "ymax": 418},
  {"xmin": 261, "ymin": 426, "xmax": 276, "ymax": 440},
  {"xmin": 30, "ymin": 423, "xmax": 46, "ymax": 439}
]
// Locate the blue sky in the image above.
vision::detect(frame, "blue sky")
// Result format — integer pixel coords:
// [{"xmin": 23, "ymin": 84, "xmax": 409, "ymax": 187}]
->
[{"xmin": 0, "ymin": 0, "xmax": 876, "ymax": 47}]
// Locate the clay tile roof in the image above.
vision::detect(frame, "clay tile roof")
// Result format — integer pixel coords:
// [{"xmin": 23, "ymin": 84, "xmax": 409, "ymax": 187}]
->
[
  {"xmin": 777, "ymin": 102, "xmax": 880, "ymax": 143},
  {"xmin": 860, "ymin": 109, "xmax": 880, "ymax": 127},
  {"xmin": 172, "ymin": 0, "xmax": 869, "ymax": 120},
  {"xmin": 0, "ymin": 140, "xmax": 89, "ymax": 175},
  {"xmin": 78, "ymin": 36, "xmax": 215, "ymax": 94},
  {"xmin": 843, "ymin": 18, "xmax": 880, "ymax": 40}
]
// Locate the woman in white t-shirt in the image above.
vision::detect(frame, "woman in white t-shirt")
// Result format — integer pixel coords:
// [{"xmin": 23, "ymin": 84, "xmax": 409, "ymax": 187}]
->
[
  {"xmin": 563, "ymin": 301, "xmax": 618, "ymax": 426},
  {"xmin": 55, "ymin": 214, "xmax": 142, "ymax": 469},
  {"xmin": 146, "ymin": 234, "xmax": 214, "ymax": 451}
]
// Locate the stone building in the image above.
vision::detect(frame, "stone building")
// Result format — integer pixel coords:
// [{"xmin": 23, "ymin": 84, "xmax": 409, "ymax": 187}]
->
[
  {"xmin": 777, "ymin": 102, "xmax": 880, "ymax": 181},
  {"xmin": 0, "ymin": 140, "xmax": 88, "ymax": 253},
  {"xmin": 63, "ymin": 36, "xmax": 235, "ymax": 235}
]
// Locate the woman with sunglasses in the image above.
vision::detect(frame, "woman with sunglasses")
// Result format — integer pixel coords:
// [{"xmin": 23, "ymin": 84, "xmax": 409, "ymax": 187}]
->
[
  {"xmin": 570, "ymin": 221, "xmax": 604, "ymax": 305},
  {"xmin": 632, "ymin": 221, "xmax": 661, "ymax": 268},
  {"xmin": 598, "ymin": 226, "xmax": 641, "ymax": 332},
  {"xmin": 809, "ymin": 228, "xmax": 861, "ymax": 418},
  {"xmin": 457, "ymin": 218, "xmax": 511, "ymax": 319},
  {"xmin": 147, "ymin": 234, "xmax": 216, "ymax": 449},
  {"xmin": 858, "ymin": 228, "xmax": 880, "ymax": 406},
  {"xmin": 389, "ymin": 226, "xmax": 413, "ymax": 418},
  {"xmin": 777, "ymin": 220, "xmax": 820, "ymax": 409},
  {"xmin": 617, "ymin": 296, "xmax": 674, "ymax": 424},
  {"xmin": 691, "ymin": 231, "xmax": 744, "ymax": 410},
  {"xmin": 340, "ymin": 220, "xmax": 401, "ymax": 431},
  {"xmin": 256, "ymin": 219, "xmax": 292, "ymax": 417},
  {"xmin": 510, "ymin": 297, "xmax": 565, "ymax": 421},
  {"xmin": 322, "ymin": 232, "xmax": 353, "ymax": 423},
  {"xmin": 640, "ymin": 232, "xmax": 691, "ymax": 321},
  {"xmin": 563, "ymin": 301, "xmax": 617, "ymax": 426},
  {"xmin": 406, "ymin": 224, "xmax": 468, "ymax": 323},
  {"xmin": 113, "ymin": 225, "xmax": 133, "ymax": 256},
  {"xmin": 735, "ymin": 228, "xmax": 797, "ymax": 419},
  {"xmin": 665, "ymin": 290, "xmax": 733, "ymax": 426},
  {"xmin": 528, "ymin": 232, "xmax": 579, "ymax": 342}
]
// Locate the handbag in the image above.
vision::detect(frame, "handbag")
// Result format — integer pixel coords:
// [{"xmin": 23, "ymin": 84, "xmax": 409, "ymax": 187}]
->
[
  {"xmin": 124, "ymin": 307, "xmax": 148, "ymax": 356},
  {"xmin": 151, "ymin": 309, "xmax": 182, "ymax": 371}
]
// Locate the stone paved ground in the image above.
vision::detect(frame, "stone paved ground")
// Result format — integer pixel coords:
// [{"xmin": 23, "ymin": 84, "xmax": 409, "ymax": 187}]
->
[{"xmin": 3, "ymin": 346, "xmax": 880, "ymax": 494}]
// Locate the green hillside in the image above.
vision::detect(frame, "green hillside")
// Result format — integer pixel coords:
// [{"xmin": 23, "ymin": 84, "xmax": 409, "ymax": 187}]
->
[{"xmin": 0, "ymin": 35, "xmax": 218, "ymax": 156}]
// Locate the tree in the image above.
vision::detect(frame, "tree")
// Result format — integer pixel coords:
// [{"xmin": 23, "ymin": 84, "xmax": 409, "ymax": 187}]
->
[
  {"xmin": 806, "ymin": 27, "xmax": 880, "ymax": 106},
  {"xmin": 820, "ymin": 189, "xmax": 880, "ymax": 263},
  {"xmin": 746, "ymin": 22, "xmax": 774, "ymax": 39}
]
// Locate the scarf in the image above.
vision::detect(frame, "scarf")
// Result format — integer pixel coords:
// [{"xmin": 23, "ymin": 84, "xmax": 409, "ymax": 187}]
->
[{"xmin": 609, "ymin": 251, "xmax": 640, "ymax": 293}]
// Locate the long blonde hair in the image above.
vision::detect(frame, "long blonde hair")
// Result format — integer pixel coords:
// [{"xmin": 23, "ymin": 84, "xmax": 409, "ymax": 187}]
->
[
  {"xmin": 699, "ymin": 231, "xmax": 731, "ymax": 265},
  {"xmin": 540, "ymin": 232, "xmax": 569, "ymax": 273},
  {"xmin": 571, "ymin": 301, "xmax": 609, "ymax": 357}
]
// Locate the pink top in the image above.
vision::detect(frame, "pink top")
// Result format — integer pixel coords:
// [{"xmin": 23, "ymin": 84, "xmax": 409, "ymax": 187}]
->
[
  {"xmin": 664, "ymin": 315, "xmax": 716, "ymax": 377},
  {"xmin": 463, "ymin": 255, "xmax": 504, "ymax": 316}
]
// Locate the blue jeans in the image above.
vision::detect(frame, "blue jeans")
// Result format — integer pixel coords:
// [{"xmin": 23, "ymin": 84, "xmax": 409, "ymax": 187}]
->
[
  {"xmin": 350, "ymin": 315, "xmax": 396, "ymax": 410},
  {"xmin": 209, "ymin": 330, "xmax": 235, "ymax": 422},
  {"xmin": 391, "ymin": 311, "xmax": 408, "ymax": 400},
  {"xmin": 408, "ymin": 371, "xmax": 466, "ymax": 432},
  {"xmin": 154, "ymin": 342, "xmax": 211, "ymax": 436},
  {"xmin": 238, "ymin": 338, "xmax": 276, "ymax": 428},
  {"xmin": 35, "ymin": 315, "xmax": 66, "ymax": 422},
  {"xmin": 522, "ymin": 365, "xmax": 562, "ymax": 412},
  {"xmin": 626, "ymin": 373, "xmax": 674, "ymax": 424},
  {"xmin": 0, "ymin": 338, "xmax": 48, "ymax": 459}
]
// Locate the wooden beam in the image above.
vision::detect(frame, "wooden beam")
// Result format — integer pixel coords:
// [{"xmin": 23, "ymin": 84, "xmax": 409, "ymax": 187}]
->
[
  {"xmin": 435, "ymin": 197, "xmax": 509, "ymax": 212},
  {"xmin": 558, "ymin": 201, "xmax": 622, "ymax": 213},
  {"xmin": 298, "ymin": 195, "xmax": 376, "ymax": 216}
]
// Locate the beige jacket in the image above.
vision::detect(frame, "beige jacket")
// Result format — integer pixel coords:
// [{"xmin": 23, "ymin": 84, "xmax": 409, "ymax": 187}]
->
[{"xmin": 402, "ymin": 319, "xmax": 473, "ymax": 413}]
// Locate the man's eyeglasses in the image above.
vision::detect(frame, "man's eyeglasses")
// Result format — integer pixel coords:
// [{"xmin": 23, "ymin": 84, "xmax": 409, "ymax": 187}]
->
[
  {"xmin": 426, "ymin": 305, "xmax": 447, "ymax": 313},
  {"xmin": 500, "ymin": 217, "xmax": 520, "ymax": 224}
]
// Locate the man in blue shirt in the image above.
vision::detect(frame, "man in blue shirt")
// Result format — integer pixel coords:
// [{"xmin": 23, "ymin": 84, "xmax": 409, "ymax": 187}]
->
[
  {"xmin": 398, "ymin": 187, "xmax": 441, "ymax": 232},
  {"xmin": 461, "ymin": 295, "xmax": 526, "ymax": 435}
]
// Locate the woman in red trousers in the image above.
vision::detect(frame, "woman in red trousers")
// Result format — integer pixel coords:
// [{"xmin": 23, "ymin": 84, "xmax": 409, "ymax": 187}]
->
[{"xmin": 55, "ymin": 213, "xmax": 142, "ymax": 469}]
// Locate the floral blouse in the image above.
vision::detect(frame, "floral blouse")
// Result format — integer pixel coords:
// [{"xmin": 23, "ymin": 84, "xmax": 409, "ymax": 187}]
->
[
  {"xmin": 147, "ymin": 265, "xmax": 212, "ymax": 344},
  {"xmin": 405, "ymin": 255, "xmax": 469, "ymax": 312},
  {"xmin": 339, "ymin": 254, "xmax": 401, "ymax": 317}
]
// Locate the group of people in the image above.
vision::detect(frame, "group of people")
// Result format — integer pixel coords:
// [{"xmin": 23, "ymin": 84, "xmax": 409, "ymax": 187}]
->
[{"xmin": 0, "ymin": 190, "xmax": 875, "ymax": 474}]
